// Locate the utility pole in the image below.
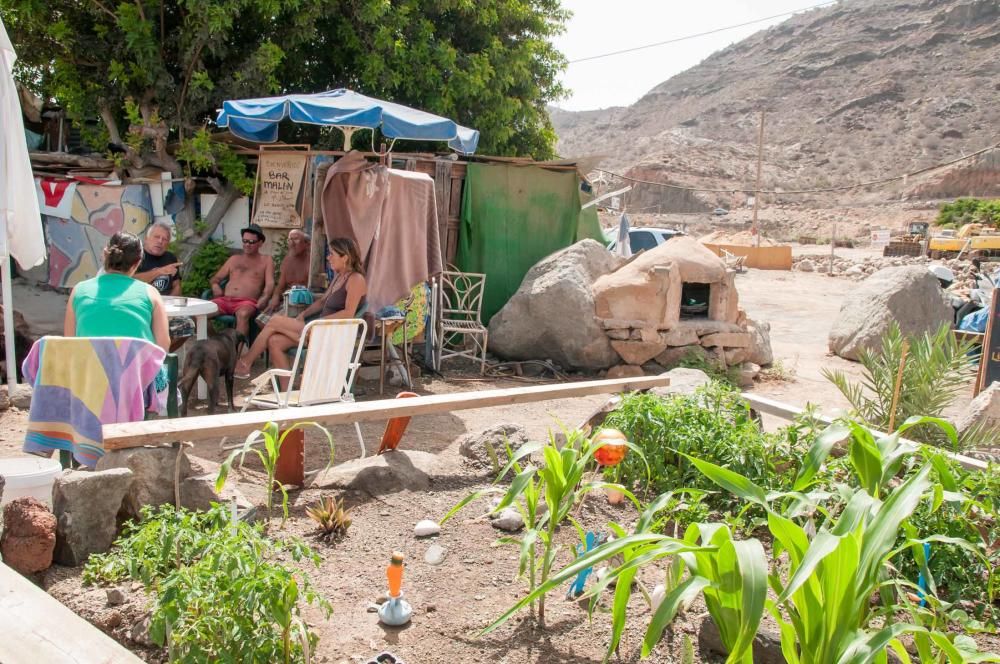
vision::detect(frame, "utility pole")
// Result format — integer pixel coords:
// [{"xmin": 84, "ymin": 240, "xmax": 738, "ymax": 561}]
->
[{"xmin": 751, "ymin": 110, "xmax": 765, "ymax": 248}]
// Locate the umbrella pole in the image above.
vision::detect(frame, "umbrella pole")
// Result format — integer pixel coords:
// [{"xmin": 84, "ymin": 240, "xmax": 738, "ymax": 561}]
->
[{"xmin": 0, "ymin": 223, "xmax": 17, "ymax": 392}]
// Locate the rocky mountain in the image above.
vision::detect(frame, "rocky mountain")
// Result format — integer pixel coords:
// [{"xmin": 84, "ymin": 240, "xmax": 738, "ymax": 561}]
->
[{"xmin": 551, "ymin": 0, "xmax": 1000, "ymax": 211}]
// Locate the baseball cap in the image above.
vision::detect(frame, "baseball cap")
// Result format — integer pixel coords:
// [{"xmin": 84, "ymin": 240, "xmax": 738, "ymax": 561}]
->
[{"xmin": 241, "ymin": 223, "xmax": 266, "ymax": 241}]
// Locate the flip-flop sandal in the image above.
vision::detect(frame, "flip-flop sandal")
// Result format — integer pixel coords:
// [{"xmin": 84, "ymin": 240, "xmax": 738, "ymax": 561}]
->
[{"xmin": 233, "ymin": 365, "xmax": 251, "ymax": 380}]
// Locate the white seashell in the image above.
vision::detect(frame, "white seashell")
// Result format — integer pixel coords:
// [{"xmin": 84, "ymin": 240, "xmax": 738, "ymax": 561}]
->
[{"xmin": 414, "ymin": 519, "xmax": 441, "ymax": 537}]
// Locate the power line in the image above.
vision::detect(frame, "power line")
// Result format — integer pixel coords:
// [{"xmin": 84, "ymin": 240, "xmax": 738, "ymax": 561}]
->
[
  {"xmin": 567, "ymin": 0, "xmax": 839, "ymax": 65},
  {"xmin": 592, "ymin": 139, "xmax": 1000, "ymax": 195}
]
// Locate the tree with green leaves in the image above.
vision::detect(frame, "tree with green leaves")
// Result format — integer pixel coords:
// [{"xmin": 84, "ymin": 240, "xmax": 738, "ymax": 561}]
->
[
  {"xmin": 283, "ymin": 0, "xmax": 569, "ymax": 159},
  {"xmin": 2, "ymin": 0, "xmax": 327, "ymax": 259},
  {"xmin": 3, "ymin": 0, "xmax": 568, "ymax": 258}
]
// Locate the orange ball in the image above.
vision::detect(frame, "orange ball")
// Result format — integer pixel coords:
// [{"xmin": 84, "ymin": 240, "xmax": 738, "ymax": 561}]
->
[{"xmin": 593, "ymin": 428, "xmax": 628, "ymax": 467}]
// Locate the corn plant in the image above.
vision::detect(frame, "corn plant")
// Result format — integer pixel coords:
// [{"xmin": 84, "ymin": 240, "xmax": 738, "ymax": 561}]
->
[
  {"xmin": 216, "ymin": 421, "xmax": 334, "ymax": 525},
  {"xmin": 472, "ymin": 416, "xmax": 999, "ymax": 663},
  {"xmin": 474, "ymin": 491, "xmax": 710, "ymax": 662},
  {"xmin": 442, "ymin": 428, "xmax": 645, "ymax": 627},
  {"xmin": 687, "ymin": 417, "xmax": 999, "ymax": 664}
]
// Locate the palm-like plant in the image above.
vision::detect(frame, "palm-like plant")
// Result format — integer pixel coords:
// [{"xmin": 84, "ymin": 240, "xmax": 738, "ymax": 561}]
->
[{"xmin": 823, "ymin": 322, "xmax": 978, "ymax": 449}]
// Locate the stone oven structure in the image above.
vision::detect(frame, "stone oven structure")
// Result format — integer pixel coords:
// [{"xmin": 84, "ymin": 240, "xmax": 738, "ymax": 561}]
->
[{"xmin": 592, "ymin": 236, "xmax": 752, "ymax": 368}]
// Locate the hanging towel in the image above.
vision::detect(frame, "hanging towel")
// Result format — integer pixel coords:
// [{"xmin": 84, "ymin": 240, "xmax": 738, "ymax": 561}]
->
[
  {"xmin": 21, "ymin": 336, "xmax": 165, "ymax": 467},
  {"xmin": 1, "ymin": 19, "xmax": 45, "ymax": 269},
  {"xmin": 321, "ymin": 150, "xmax": 389, "ymax": 259},
  {"xmin": 321, "ymin": 153, "xmax": 442, "ymax": 313},
  {"xmin": 366, "ymin": 168, "xmax": 442, "ymax": 312}
]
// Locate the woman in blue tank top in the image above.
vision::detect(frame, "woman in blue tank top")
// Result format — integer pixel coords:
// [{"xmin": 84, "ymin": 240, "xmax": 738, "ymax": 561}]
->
[
  {"xmin": 64, "ymin": 232, "xmax": 170, "ymax": 351},
  {"xmin": 234, "ymin": 237, "xmax": 367, "ymax": 380}
]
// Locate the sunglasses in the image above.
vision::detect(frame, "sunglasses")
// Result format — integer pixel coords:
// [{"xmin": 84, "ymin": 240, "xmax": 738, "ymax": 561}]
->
[{"xmin": 242, "ymin": 238, "xmax": 261, "ymax": 245}]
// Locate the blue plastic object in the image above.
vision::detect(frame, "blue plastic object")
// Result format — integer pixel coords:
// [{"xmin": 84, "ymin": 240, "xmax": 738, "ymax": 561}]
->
[
  {"xmin": 915, "ymin": 542, "xmax": 932, "ymax": 607},
  {"xmin": 377, "ymin": 594, "xmax": 412, "ymax": 626},
  {"xmin": 567, "ymin": 532, "xmax": 605, "ymax": 598}
]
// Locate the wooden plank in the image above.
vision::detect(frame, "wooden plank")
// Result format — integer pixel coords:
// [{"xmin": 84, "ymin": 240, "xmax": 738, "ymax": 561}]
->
[
  {"xmin": 743, "ymin": 393, "xmax": 989, "ymax": 472},
  {"xmin": 309, "ymin": 162, "xmax": 331, "ymax": 287},
  {"xmin": 434, "ymin": 160, "xmax": 453, "ymax": 264},
  {"xmin": 104, "ymin": 375, "xmax": 670, "ymax": 449},
  {"xmin": 976, "ymin": 289, "xmax": 1000, "ymax": 396},
  {"xmin": 0, "ymin": 563, "xmax": 143, "ymax": 663}
]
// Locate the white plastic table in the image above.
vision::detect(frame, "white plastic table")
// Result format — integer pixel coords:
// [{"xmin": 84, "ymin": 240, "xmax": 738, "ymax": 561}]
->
[{"xmin": 164, "ymin": 297, "xmax": 218, "ymax": 399}]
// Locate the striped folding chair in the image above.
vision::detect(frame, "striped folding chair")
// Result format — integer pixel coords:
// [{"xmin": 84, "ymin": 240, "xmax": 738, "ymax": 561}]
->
[{"xmin": 241, "ymin": 318, "xmax": 368, "ymax": 456}]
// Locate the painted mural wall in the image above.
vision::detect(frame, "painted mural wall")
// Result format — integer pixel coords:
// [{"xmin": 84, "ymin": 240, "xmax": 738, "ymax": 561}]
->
[{"xmin": 36, "ymin": 180, "xmax": 153, "ymax": 288}]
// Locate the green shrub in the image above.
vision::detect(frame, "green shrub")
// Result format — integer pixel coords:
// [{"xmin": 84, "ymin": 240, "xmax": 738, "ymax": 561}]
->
[
  {"xmin": 601, "ymin": 383, "xmax": 809, "ymax": 519},
  {"xmin": 84, "ymin": 504, "xmax": 330, "ymax": 662},
  {"xmin": 676, "ymin": 349, "xmax": 741, "ymax": 388},
  {"xmin": 177, "ymin": 238, "xmax": 231, "ymax": 297},
  {"xmin": 898, "ymin": 455, "xmax": 1000, "ymax": 610},
  {"xmin": 937, "ymin": 197, "xmax": 1000, "ymax": 229}
]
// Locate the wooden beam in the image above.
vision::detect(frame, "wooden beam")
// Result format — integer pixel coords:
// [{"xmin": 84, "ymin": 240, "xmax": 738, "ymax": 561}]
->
[
  {"xmin": 29, "ymin": 151, "xmax": 114, "ymax": 169},
  {"xmin": 104, "ymin": 375, "xmax": 670, "ymax": 449},
  {"xmin": 743, "ymin": 393, "xmax": 989, "ymax": 472},
  {"xmin": 0, "ymin": 563, "xmax": 143, "ymax": 663}
]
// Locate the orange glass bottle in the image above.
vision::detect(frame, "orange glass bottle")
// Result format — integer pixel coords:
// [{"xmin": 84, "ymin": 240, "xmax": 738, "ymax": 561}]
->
[{"xmin": 387, "ymin": 551, "xmax": 405, "ymax": 598}]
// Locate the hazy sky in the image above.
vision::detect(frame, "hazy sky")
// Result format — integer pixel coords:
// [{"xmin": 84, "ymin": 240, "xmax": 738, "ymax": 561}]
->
[{"xmin": 552, "ymin": 0, "xmax": 837, "ymax": 111}]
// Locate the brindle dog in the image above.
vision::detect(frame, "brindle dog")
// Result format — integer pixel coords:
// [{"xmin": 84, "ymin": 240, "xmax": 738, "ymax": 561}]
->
[{"xmin": 178, "ymin": 328, "xmax": 247, "ymax": 415}]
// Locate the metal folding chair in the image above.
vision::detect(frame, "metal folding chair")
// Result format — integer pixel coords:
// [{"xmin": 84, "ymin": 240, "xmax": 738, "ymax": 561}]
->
[{"xmin": 434, "ymin": 270, "xmax": 488, "ymax": 375}]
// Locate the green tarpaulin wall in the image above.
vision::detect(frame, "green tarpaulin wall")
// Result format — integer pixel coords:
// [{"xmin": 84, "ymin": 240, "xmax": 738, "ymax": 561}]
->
[{"xmin": 456, "ymin": 163, "xmax": 604, "ymax": 324}]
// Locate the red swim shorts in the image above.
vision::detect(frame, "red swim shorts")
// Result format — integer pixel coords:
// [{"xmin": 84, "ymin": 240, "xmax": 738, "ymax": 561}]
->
[{"xmin": 212, "ymin": 296, "xmax": 259, "ymax": 315}]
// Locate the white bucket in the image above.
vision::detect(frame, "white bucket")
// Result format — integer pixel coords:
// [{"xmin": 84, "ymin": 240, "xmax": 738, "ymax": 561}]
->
[{"xmin": 0, "ymin": 457, "xmax": 63, "ymax": 508}]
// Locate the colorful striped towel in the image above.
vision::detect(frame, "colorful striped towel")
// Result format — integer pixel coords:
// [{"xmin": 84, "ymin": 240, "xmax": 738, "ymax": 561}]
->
[{"xmin": 21, "ymin": 337, "xmax": 165, "ymax": 467}]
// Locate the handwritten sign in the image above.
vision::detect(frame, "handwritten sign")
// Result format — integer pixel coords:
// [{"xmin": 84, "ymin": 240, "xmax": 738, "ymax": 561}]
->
[
  {"xmin": 252, "ymin": 152, "xmax": 307, "ymax": 228},
  {"xmin": 870, "ymin": 229, "xmax": 891, "ymax": 249},
  {"xmin": 976, "ymin": 289, "xmax": 1000, "ymax": 395}
]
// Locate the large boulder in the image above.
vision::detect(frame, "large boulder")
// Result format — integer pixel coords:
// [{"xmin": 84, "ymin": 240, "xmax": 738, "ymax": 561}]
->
[
  {"xmin": 747, "ymin": 319, "xmax": 774, "ymax": 367},
  {"xmin": 96, "ymin": 446, "xmax": 191, "ymax": 518},
  {"xmin": 828, "ymin": 266, "xmax": 952, "ymax": 361},
  {"xmin": 956, "ymin": 382, "xmax": 1000, "ymax": 437},
  {"xmin": 96, "ymin": 447, "xmax": 243, "ymax": 515},
  {"xmin": 52, "ymin": 468, "xmax": 133, "ymax": 566},
  {"xmin": 1, "ymin": 497, "xmax": 56, "ymax": 575},
  {"xmin": 488, "ymin": 240, "xmax": 624, "ymax": 370},
  {"xmin": 312, "ymin": 450, "xmax": 440, "ymax": 494},
  {"xmin": 456, "ymin": 424, "xmax": 529, "ymax": 474}
]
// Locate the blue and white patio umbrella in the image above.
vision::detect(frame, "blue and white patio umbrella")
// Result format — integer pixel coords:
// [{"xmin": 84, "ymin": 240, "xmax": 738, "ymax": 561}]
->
[{"xmin": 216, "ymin": 88, "xmax": 479, "ymax": 154}]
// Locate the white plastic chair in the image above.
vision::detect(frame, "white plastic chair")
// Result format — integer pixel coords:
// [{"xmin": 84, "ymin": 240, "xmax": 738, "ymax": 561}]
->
[
  {"xmin": 435, "ymin": 270, "xmax": 488, "ymax": 375},
  {"xmin": 241, "ymin": 318, "xmax": 368, "ymax": 457}
]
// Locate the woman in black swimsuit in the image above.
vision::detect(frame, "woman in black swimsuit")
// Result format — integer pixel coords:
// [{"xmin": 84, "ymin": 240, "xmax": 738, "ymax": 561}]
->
[{"xmin": 234, "ymin": 237, "xmax": 367, "ymax": 379}]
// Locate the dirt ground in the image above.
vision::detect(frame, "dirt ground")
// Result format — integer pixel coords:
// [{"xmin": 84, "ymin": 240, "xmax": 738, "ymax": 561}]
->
[{"xmin": 0, "ymin": 257, "xmax": 987, "ymax": 662}]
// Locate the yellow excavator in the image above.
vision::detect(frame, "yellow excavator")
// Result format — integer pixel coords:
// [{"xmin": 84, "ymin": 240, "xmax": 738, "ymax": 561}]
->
[{"xmin": 927, "ymin": 223, "xmax": 1000, "ymax": 259}]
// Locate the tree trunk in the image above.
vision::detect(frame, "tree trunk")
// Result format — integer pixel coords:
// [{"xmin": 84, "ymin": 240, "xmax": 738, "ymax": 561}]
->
[
  {"xmin": 98, "ymin": 103, "xmax": 123, "ymax": 146},
  {"xmin": 95, "ymin": 97, "xmax": 244, "ymax": 273}
]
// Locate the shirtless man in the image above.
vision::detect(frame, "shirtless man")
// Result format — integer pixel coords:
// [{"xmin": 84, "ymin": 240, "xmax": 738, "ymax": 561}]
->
[
  {"xmin": 264, "ymin": 229, "xmax": 312, "ymax": 313},
  {"xmin": 209, "ymin": 224, "xmax": 274, "ymax": 338}
]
